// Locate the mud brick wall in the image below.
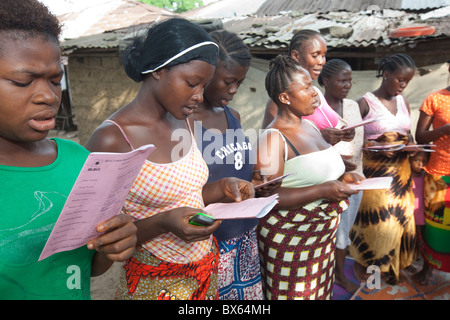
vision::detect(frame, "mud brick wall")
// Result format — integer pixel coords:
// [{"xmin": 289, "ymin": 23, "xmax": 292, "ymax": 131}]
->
[{"xmin": 66, "ymin": 52, "xmax": 139, "ymax": 146}]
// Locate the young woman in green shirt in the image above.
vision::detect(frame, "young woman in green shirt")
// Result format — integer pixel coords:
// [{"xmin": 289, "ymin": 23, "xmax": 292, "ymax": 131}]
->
[{"xmin": 0, "ymin": 0, "xmax": 137, "ymax": 299}]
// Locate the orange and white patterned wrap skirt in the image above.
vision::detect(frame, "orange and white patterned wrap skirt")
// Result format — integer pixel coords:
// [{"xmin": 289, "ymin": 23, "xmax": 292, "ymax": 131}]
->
[{"xmin": 115, "ymin": 239, "xmax": 219, "ymax": 300}]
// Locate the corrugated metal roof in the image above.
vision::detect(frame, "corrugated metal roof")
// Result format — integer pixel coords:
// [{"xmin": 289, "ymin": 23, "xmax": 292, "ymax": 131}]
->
[
  {"xmin": 61, "ymin": 22, "xmax": 158, "ymax": 54},
  {"xmin": 61, "ymin": 1, "xmax": 450, "ymax": 55},
  {"xmin": 255, "ymin": 0, "xmax": 450, "ymax": 15},
  {"xmin": 401, "ymin": 0, "xmax": 450, "ymax": 10},
  {"xmin": 181, "ymin": 0, "xmax": 265, "ymax": 19},
  {"xmin": 223, "ymin": 8, "xmax": 449, "ymax": 52}
]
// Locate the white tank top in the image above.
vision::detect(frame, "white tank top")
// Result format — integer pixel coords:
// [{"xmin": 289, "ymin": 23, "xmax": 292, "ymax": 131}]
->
[{"xmin": 265, "ymin": 123, "xmax": 345, "ymax": 210}]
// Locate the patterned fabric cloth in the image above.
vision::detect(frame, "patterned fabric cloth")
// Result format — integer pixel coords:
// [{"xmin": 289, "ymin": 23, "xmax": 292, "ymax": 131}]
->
[
  {"xmin": 349, "ymin": 131, "xmax": 416, "ymax": 282},
  {"xmin": 418, "ymin": 87, "xmax": 450, "ymax": 272},
  {"xmin": 422, "ymin": 173, "xmax": 450, "ymax": 253},
  {"xmin": 349, "ymin": 92, "xmax": 415, "ymax": 283},
  {"xmin": 115, "ymin": 240, "xmax": 219, "ymax": 300},
  {"xmin": 257, "ymin": 200, "xmax": 348, "ymax": 300},
  {"xmin": 121, "ymin": 128, "xmax": 211, "ymax": 264},
  {"xmin": 419, "ymin": 88, "xmax": 450, "ymax": 176},
  {"xmin": 217, "ymin": 226, "xmax": 263, "ymax": 300},
  {"xmin": 105, "ymin": 120, "xmax": 218, "ymax": 300},
  {"xmin": 257, "ymin": 126, "xmax": 347, "ymax": 300}
]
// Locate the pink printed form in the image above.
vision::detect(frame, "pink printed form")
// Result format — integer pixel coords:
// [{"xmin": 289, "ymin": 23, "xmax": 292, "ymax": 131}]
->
[{"xmin": 39, "ymin": 144, "xmax": 155, "ymax": 261}]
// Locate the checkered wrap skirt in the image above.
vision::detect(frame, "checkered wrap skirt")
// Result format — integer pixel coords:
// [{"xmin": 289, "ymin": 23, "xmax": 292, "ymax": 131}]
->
[{"xmin": 257, "ymin": 199, "xmax": 348, "ymax": 300}]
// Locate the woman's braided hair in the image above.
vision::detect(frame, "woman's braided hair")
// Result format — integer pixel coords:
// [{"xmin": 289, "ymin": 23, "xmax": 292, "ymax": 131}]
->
[
  {"xmin": 265, "ymin": 55, "xmax": 303, "ymax": 104},
  {"xmin": 376, "ymin": 53, "xmax": 416, "ymax": 78},
  {"xmin": 209, "ymin": 30, "xmax": 251, "ymax": 68},
  {"xmin": 289, "ymin": 29, "xmax": 321, "ymax": 55},
  {"xmin": 317, "ymin": 59, "xmax": 351, "ymax": 87}
]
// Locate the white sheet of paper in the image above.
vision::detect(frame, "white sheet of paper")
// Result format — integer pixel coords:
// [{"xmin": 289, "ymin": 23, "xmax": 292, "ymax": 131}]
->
[
  {"xmin": 39, "ymin": 144, "xmax": 155, "ymax": 261},
  {"xmin": 401, "ymin": 144, "xmax": 436, "ymax": 152},
  {"xmin": 254, "ymin": 173, "xmax": 294, "ymax": 190},
  {"xmin": 363, "ymin": 144, "xmax": 405, "ymax": 152},
  {"xmin": 205, "ymin": 194, "xmax": 279, "ymax": 219},
  {"xmin": 340, "ymin": 118, "xmax": 378, "ymax": 130},
  {"xmin": 347, "ymin": 177, "xmax": 393, "ymax": 190}
]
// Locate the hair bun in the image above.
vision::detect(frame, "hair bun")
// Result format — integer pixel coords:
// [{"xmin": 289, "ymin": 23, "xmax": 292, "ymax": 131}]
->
[{"xmin": 120, "ymin": 33, "xmax": 146, "ymax": 82}]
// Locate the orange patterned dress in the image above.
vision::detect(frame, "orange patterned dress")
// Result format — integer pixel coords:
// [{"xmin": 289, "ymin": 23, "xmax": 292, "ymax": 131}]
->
[{"xmin": 418, "ymin": 88, "xmax": 450, "ymax": 271}]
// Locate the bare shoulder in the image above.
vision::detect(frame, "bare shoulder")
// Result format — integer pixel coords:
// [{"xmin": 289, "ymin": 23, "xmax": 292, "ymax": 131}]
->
[
  {"xmin": 258, "ymin": 126, "xmax": 285, "ymax": 152},
  {"xmin": 357, "ymin": 96, "xmax": 369, "ymax": 118},
  {"xmin": 85, "ymin": 120, "xmax": 131, "ymax": 153}
]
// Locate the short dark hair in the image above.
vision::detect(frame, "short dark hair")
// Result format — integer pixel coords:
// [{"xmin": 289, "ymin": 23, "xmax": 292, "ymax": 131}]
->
[{"xmin": 0, "ymin": 0, "xmax": 61, "ymax": 44}]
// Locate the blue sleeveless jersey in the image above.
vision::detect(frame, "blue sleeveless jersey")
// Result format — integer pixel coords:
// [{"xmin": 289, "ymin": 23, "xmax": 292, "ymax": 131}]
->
[{"xmin": 195, "ymin": 105, "xmax": 258, "ymax": 242}]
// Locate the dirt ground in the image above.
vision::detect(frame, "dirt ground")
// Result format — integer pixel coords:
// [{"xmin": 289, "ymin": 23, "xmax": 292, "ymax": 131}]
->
[{"xmin": 90, "ymin": 262, "xmax": 122, "ymax": 300}]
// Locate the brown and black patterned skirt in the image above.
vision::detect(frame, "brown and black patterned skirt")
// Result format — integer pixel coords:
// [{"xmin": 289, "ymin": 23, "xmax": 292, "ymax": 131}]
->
[{"xmin": 349, "ymin": 132, "xmax": 416, "ymax": 282}]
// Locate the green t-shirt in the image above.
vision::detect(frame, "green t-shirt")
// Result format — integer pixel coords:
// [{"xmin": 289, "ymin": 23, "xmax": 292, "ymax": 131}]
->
[{"xmin": 0, "ymin": 138, "xmax": 95, "ymax": 299}]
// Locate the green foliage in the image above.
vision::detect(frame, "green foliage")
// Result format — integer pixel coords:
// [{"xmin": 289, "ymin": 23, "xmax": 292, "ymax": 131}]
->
[{"xmin": 137, "ymin": 0, "xmax": 203, "ymax": 13}]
